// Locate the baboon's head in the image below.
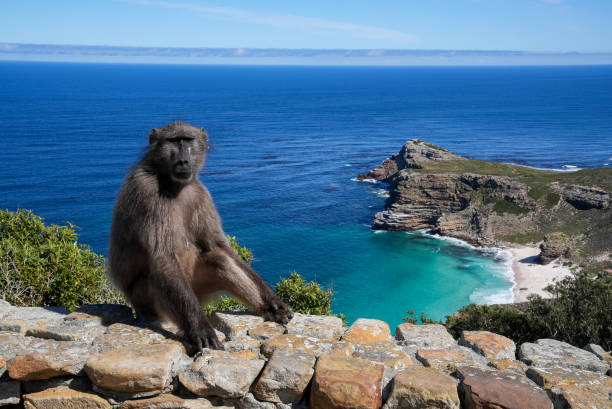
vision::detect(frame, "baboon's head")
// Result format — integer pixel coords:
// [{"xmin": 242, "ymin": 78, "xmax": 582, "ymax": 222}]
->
[{"xmin": 148, "ymin": 121, "xmax": 208, "ymax": 184}]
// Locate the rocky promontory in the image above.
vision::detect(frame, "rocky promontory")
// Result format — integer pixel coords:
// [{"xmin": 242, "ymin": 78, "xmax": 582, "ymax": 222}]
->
[
  {"xmin": 358, "ymin": 140, "xmax": 612, "ymax": 267},
  {"xmin": 1, "ymin": 300, "xmax": 611, "ymax": 408}
]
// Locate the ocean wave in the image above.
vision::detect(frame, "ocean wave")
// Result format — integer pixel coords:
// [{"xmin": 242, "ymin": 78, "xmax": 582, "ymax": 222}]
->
[
  {"xmin": 503, "ymin": 162, "xmax": 582, "ymax": 172},
  {"xmin": 351, "ymin": 177, "xmax": 378, "ymax": 183},
  {"xmin": 469, "ymin": 286, "xmax": 514, "ymax": 305},
  {"xmin": 373, "ymin": 188, "xmax": 390, "ymax": 198}
]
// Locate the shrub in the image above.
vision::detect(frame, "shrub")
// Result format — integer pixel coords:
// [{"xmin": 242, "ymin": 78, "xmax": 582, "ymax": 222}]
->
[
  {"xmin": 444, "ymin": 272, "xmax": 612, "ymax": 349},
  {"xmin": 0, "ymin": 209, "xmax": 123, "ymax": 310}
]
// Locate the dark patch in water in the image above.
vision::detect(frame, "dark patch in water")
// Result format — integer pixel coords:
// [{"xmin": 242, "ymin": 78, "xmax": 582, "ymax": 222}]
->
[
  {"xmin": 324, "ymin": 187, "xmax": 339, "ymax": 193},
  {"xmin": 262, "ymin": 155, "xmax": 279, "ymax": 160},
  {"xmin": 201, "ymin": 170, "xmax": 232, "ymax": 177}
]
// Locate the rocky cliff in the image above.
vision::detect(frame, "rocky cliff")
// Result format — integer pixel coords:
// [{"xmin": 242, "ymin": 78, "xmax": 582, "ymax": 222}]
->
[
  {"xmin": 358, "ymin": 140, "xmax": 612, "ymax": 267},
  {"xmin": 1, "ymin": 300, "xmax": 611, "ymax": 408}
]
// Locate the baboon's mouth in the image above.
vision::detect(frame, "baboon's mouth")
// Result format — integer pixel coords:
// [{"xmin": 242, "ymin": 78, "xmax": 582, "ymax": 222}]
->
[{"xmin": 173, "ymin": 171, "xmax": 192, "ymax": 181}]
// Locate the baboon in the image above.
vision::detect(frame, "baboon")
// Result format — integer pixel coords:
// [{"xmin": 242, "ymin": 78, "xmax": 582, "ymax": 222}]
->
[{"xmin": 109, "ymin": 121, "xmax": 293, "ymax": 355}]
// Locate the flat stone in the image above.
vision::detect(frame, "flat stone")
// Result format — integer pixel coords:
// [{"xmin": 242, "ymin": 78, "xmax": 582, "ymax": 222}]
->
[
  {"xmin": 73, "ymin": 304, "xmax": 135, "ymax": 325},
  {"xmin": 457, "ymin": 366, "xmax": 552, "ymax": 409},
  {"xmin": 119, "ymin": 394, "xmax": 215, "ymax": 408},
  {"xmin": 0, "ymin": 380, "xmax": 21, "ymax": 406},
  {"xmin": 210, "ymin": 312, "xmax": 264, "ymax": 341},
  {"xmin": 395, "ymin": 323, "xmax": 457, "ymax": 349},
  {"xmin": 382, "ymin": 366, "xmax": 459, "ymax": 409},
  {"xmin": 7, "ymin": 338, "xmax": 98, "ymax": 380},
  {"xmin": 0, "ymin": 299, "xmax": 12, "ymax": 319},
  {"xmin": 179, "ymin": 350, "xmax": 266, "ymax": 398},
  {"xmin": 353, "ymin": 341, "xmax": 415, "ymax": 400},
  {"xmin": 342, "ymin": 318, "xmax": 390, "ymax": 344},
  {"xmin": 459, "ymin": 330, "xmax": 516, "ymax": 360},
  {"xmin": 26, "ymin": 314, "xmax": 107, "ymax": 343},
  {"xmin": 285, "ymin": 313, "xmax": 343, "ymax": 341},
  {"xmin": 223, "ymin": 337, "xmax": 262, "ymax": 355},
  {"xmin": 551, "ymin": 383, "xmax": 612, "ymax": 409},
  {"xmin": 261, "ymin": 334, "xmax": 332, "ymax": 358},
  {"xmin": 92, "ymin": 323, "xmax": 184, "ymax": 353},
  {"xmin": 416, "ymin": 346, "xmax": 489, "ymax": 373},
  {"xmin": 232, "ymin": 393, "xmax": 279, "ymax": 409},
  {"xmin": 584, "ymin": 343, "xmax": 612, "ymax": 365},
  {"xmin": 0, "ymin": 307, "xmax": 68, "ymax": 333},
  {"xmin": 488, "ymin": 358, "xmax": 527, "ymax": 373},
  {"xmin": 253, "ymin": 349, "xmax": 315, "ymax": 403},
  {"xmin": 23, "ymin": 388, "xmax": 111, "ymax": 409},
  {"xmin": 526, "ymin": 366, "xmax": 612, "ymax": 389},
  {"xmin": 328, "ymin": 340, "xmax": 355, "ymax": 357},
  {"xmin": 519, "ymin": 338, "xmax": 609, "ymax": 373},
  {"xmin": 0, "ymin": 331, "xmax": 31, "ymax": 360},
  {"xmin": 84, "ymin": 343, "xmax": 185, "ymax": 395},
  {"xmin": 310, "ymin": 353, "xmax": 384, "ymax": 409},
  {"xmin": 248, "ymin": 322, "xmax": 286, "ymax": 340}
]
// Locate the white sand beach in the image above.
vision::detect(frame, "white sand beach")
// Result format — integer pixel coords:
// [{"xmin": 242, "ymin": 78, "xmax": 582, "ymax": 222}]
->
[{"xmin": 505, "ymin": 245, "xmax": 573, "ymax": 303}]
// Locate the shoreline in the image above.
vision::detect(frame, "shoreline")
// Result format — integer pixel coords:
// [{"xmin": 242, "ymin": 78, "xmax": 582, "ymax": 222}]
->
[{"xmin": 503, "ymin": 244, "xmax": 573, "ymax": 303}]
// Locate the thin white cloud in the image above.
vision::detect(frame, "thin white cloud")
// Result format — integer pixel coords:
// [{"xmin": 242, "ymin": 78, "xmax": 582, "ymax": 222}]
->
[{"xmin": 115, "ymin": 0, "xmax": 416, "ymax": 42}]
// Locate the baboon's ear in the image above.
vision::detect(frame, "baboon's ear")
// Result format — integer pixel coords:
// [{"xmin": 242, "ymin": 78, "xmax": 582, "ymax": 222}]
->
[
  {"xmin": 149, "ymin": 128, "xmax": 160, "ymax": 145},
  {"xmin": 201, "ymin": 128, "xmax": 209, "ymax": 149}
]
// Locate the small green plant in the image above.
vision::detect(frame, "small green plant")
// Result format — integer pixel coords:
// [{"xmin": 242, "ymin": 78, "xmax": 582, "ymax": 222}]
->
[
  {"xmin": 227, "ymin": 235, "xmax": 254, "ymax": 263},
  {"xmin": 0, "ymin": 209, "xmax": 123, "ymax": 310},
  {"xmin": 404, "ymin": 310, "xmax": 438, "ymax": 325},
  {"xmin": 492, "ymin": 200, "xmax": 529, "ymax": 215},
  {"xmin": 545, "ymin": 193, "xmax": 560, "ymax": 208},
  {"xmin": 275, "ymin": 272, "xmax": 335, "ymax": 316}
]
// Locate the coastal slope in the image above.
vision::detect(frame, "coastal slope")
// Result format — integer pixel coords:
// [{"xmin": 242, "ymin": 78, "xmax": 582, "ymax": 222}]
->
[{"xmin": 358, "ymin": 140, "xmax": 612, "ymax": 270}]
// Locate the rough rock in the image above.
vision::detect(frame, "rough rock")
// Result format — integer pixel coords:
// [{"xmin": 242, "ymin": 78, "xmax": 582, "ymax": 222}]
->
[
  {"xmin": 526, "ymin": 366, "xmax": 611, "ymax": 389},
  {"xmin": 342, "ymin": 318, "xmax": 390, "ymax": 344},
  {"xmin": 382, "ymin": 366, "xmax": 459, "ymax": 409},
  {"xmin": 0, "ymin": 380, "xmax": 21, "ymax": 406},
  {"xmin": 21, "ymin": 376, "xmax": 92, "ymax": 394},
  {"xmin": 248, "ymin": 322, "xmax": 286, "ymax": 341},
  {"xmin": 537, "ymin": 232, "xmax": 569, "ymax": 265},
  {"xmin": 232, "ymin": 392, "xmax": 288, "ymax": 409},
  {"xmin": 223, "ymin": 337, "xmax": 262, "ymax": 355},
  {"xmin": 562, "ymin": 184, "xmax": 610, "ymax": 210},
  {"xmin": 253, "ymin": 349, "xmax": 315, "ymax": 403},
  {"xmin": 119, "ymin": 394, "xmax": 215, "ymax": 408},
  {"xmin": 84, "ymin": 344, "xmax": 185, "ymax": 397},
  {"xmin": 73, "ymin": 304, "xmax": 135, "ymax": 325},
  {"xmin": 7, "ymin": 338, "xmax": 98, "ymax": 380},
  {"xmin": 0, "ymin": 299, "xmax": 12, "ymax": 319},
  {"xmin": 261, "ymin": 334, "xmax": 332, "ymax": 358},
  {"xmin": 0, "ymin": 331, "xmax": 31, "ymax": 360},
  {"xmin": 352, "ymin": 341, "xmax": 416, "ymax": 399},
  {"xmin": 357, "ymin": 139, "xmax": 465, "ymax": 182},
  {"xmin": 0, "ymin": 355, "xmax": 5, "ymax": 378},
  {"xmin": 26, "ymin": 314, "xmax": 107, "ymax": 343},
  {"xmin": 210, "ymin": 312, "xmax": 264, "ymax": 341},
  {"xmin": 92, "ymin": 323, "xmax": 184, "ymax": 353},
  {"xmin": 179, "ymin": 350, "xmax": 265, "ymax": 398},
  {"xmin": 459, "ymin": 330, "xmax": 516, "ymax": 360},
  {"xmin": 488, "ymin": 358, "xmax": 527, "ymax": 373},
  {"xmin": 416, "ymin": 346, "xmax": 489, "ymax": 372},
  {"xmin": 285, "ymin": 313, "xmax": 343, "ymax": 341},
  {"xmin": 0, "ymin": 307, "xmax": 68, "ymax": 333},
  {"xmin": 22, "ymin": 388, "xmax": 111, "ymax": 409},
  {"xmin": 551, "ymin": 383, "xmax": 612, "ymax": 409},
  {"xmin": 310, "ymin": 353, "xmax": 384, "ymax": 409},
  {"xmin": 457, "ymin": 366, "xmax": 552, "ymax": 409},
  {"xmin": 395, "ymin": 323, "xmax": 457, "ymax": 349},
  {"xmin": 519, "ymin": 338, "xmax": 609, "ymax": 373},
  {"xmin": 584, "ymin": 343, "xmax": 612, "ymax": 365}
]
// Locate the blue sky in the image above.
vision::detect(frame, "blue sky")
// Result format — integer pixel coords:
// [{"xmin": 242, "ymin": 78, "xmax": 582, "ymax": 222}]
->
[{"xmin": 1, "ymin": 0, "xmax": 611, "ymax": 51}]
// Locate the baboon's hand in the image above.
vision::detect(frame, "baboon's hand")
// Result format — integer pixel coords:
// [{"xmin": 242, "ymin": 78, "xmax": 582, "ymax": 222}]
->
[
  {"xmin": 185, "ymin": 318, "xmax": 223, "ymax": 356},
  {"xmin": 262, "ymin": 298, "xmax": 294, "ymax": 325}
]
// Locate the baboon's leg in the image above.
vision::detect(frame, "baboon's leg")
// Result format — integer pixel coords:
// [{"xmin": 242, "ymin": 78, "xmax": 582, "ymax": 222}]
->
[
  {"xmin": 148, "ymin": 256, "xmax": 222, "ymax": 354},
  {"xmin": 204, "ymin": 248, "xmax": 293, "ymax": 324},
  {"xmin": 128, "ymin": 277, "xmax": 161, "ymax": 324}
]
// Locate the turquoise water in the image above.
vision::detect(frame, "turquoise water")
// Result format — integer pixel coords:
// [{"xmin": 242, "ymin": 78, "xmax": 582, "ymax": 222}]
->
[{"xmin": 2, "ymin": 63, "xmax": 611, "ymax": 327}]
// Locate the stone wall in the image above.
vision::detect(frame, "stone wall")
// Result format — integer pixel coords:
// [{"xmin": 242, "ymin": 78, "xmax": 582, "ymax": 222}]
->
[{"xmin": 1, "ymin": 300, "xmax": 610, "ymax": 409}]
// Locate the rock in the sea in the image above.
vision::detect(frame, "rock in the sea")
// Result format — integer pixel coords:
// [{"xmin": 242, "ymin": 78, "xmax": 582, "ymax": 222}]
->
[
  {"xmin": 310, "ymin": 353, "xmax": 384, "ymax": 409},
  {"xmin": 342, "ymin": 318, "xmax": 390, "ymax": 344},
  {"xmin": 84, "ymin": 344, "xmax": 185, "ymax": 397},
  {"xmin": 416, "ymin": 346, "xmax": 489, "ymax": 373},
  {"xmin": 253, "ymin": 349, "xmax": 315, "ymax": 403},
  {"xmin": 0, "ymin": 380, "xmax": 21, "ymax": 406},
  {"xmin": 285, "ymin": 313, "xmax": 343, "ymax": 341},
  {"xmin": 519, "ymin": 338, "xmax": 609, "ymax": 373},
  {"xmin": 210, "ymin": 312, "xmax": 264, "ymax": 341},
  {"xmin": 537, "ymin": 232, "xmax": 569, "ymax": 265},
  {"xmin": 395, "ymin": 323, "xmax": 457, "ymax": 349},
  {"xmin": 179, "ymin": 350, "xmax": 265, "ymax": 398},
  {"xmin": 261, "ymin": 334, "xmax": 333, "ymax": 358},
  {"xmin": 248, "ymin": 322, "xmax": 286, "ymax": 340},
  {"xmin": 8, "ymin": 338, "xmax": 98, "ymax": 380},
  {"xmin": 382, "ymin": 366, "xmax": 459, "ymax": 409},
  {"xmin": 457, "ymin": 366, "xmax": 552, "ymax": 409},
  {"xmin": 459, "ymin": 330, "xmax": 516, "ymax": 360},
  {"xmin": 23, "ymin": 388, "xmax": 111, "ymax": 409}
]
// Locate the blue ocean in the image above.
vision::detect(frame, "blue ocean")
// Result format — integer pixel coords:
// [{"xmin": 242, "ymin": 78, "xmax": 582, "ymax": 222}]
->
[{"xmin": 1, "ymin": 62, "xmax": 611, "ymax": 327}]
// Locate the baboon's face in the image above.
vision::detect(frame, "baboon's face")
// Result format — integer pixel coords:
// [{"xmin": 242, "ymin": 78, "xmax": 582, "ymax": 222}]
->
[{"xmin": 151, "ymin": 127, "xmax": 207, "ymax": 183}]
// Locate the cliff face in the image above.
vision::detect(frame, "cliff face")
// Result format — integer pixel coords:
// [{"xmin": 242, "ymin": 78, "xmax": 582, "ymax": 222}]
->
[{"xmin": 359, "ymin": 140, "xmax": 612, "ymax": 266}]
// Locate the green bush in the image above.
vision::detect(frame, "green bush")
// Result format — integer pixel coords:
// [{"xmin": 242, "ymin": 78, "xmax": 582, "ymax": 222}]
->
[
  {"xmin": 227, "ymin": 235, "xmax": 254, "ymax": 263},
  {"xmin": 444, "ymin": 272, "xmax": 612, "ymax": 349},
  {"xmin": 0, "ymin": 209, "xmax": 122, "ymax": 310},
  {"xmin": 492, "ymin": 199, "xmax": 529, "ymax": 215}
]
